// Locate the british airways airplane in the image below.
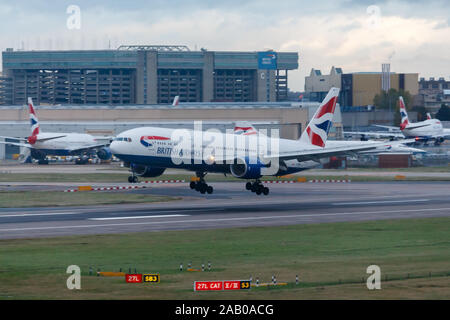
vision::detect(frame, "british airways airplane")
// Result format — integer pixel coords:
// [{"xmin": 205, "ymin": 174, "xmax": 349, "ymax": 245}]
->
[
  {"xmin": 0, "ymin": 98, "xmax": 112, "ymax": 164},
  {"xmin": 110, "ymin": 88, "xmax": 407, "ymax": 195},
  {"xmin": 347, "ymin": 96, "xmax": 450, "ymax": 145}
]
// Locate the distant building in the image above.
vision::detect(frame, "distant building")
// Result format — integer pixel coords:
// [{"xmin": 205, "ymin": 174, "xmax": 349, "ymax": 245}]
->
[
  {"xmin": 418, "ymin": 77, "xmax": 450, "ymax": 112},
  {"xmin": 0, "ymin": 46, "xmax": 299, "ymax": 105},
  {"xmin": 305, "ymin": 66, "xmax": 419, "ymax": 107}
]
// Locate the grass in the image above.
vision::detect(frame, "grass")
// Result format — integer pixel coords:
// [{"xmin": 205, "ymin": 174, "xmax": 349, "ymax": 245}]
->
[
  {"xmin": 0, "ymin": 217, "xmax": 449, "ymax": 299},
  {"xmin": 0, "ymin": 191, "xmax": 178, "ymax": 208}
]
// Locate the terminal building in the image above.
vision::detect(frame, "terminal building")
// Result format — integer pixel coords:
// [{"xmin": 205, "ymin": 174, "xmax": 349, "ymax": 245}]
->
[
  {"xmin": 304, "ymin": 66, "xmax": 419, "ymax": 107},
  {"xmin": 417, "ymin": 77, "xmax": 450, "ymax": 112},
  {"xmin": 0, "ymin": 45, "xmax": 298, "ymax": 105}
]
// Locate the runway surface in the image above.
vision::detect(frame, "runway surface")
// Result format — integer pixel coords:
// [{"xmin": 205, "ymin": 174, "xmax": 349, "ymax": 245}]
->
[{"xmin": 1, "ymin": 181, "xmax": 450, "ymax": 239}]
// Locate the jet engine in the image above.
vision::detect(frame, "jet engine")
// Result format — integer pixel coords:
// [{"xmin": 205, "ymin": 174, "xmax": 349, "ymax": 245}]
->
[
  {"xmin": 229, "ymin": 157, "xmax": 266, "ymax": 179},
  {"xmin": 30, "ymin": 149, "xmax": 46, "ymax": 160},
  {"xmin": 132, "ymin": 165, "xmax": 166, "ymax": 177},
  {"xmin": 96, "ymin": 147, "xmax": 112, "ymax": 160}
]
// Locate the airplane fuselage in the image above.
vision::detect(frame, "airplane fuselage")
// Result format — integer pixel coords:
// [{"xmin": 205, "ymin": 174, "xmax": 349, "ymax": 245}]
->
[
  {"xmin": 30, "ymin": 132, "xmax": 99, "ymax": 156},
  {"xmin": 110, "ymin": 127, "xmax": 320, "ymax": 176},
  {"xmin": 402, "ymin": 119, "xmax": 444, "ymax": 139}
]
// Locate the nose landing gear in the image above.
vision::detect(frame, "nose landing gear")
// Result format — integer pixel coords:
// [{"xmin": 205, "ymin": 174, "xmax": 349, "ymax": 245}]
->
[
  {"xmin": 246, "ymin": 180, "xmax": 269, "ymax": 196},
  {"xmin": 128, "ymin": 164, "xmax": 139, "ymax": 183}
]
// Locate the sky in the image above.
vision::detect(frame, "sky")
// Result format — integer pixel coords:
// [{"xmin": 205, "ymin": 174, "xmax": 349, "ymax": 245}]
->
[{"xmin": 0, "ymin": 0, "xmax": 449, "ymax": 91}]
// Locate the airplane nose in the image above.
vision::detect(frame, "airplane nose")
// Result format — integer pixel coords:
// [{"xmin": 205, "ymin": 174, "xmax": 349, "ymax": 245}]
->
[{"xmin": 109, "ymin": 141, "xmax": 119, "ymax": 154}]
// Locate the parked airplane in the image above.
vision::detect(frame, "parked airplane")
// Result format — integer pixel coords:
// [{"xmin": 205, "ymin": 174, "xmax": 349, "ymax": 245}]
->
[
  {"xmin": 0, "ymin": 98, "xmax": 112, "ymax": 164},
  {"xmin": 346, "ymin": 97, "xmax": 450, "ymax": 145},
  {"xmin": 110, "ymin": 88, "xmax": 415, "ymax": 195}
]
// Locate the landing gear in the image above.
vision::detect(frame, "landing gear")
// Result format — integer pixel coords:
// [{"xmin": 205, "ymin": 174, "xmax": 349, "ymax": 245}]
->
[
  {"xmin": 128, "ymin": 175, "xmax": 139, "ymax": 183},
  {"xmin": 75, "ymin": 156, "xmax": 89, "ymax": 165},
  {"xmin": 37, "ymin": 159, "xmax": 49, "ymax": 165},
  {"xmin": 247, "ymin": 180, "xmax": 269, "ymax": 196},
  {"xmin": 190, "ymin": 172, "xmax": 213, "ymax": 194},
  {"xmin": 128, "ymin": 163, "xmax": 139, "ymax": 183}
]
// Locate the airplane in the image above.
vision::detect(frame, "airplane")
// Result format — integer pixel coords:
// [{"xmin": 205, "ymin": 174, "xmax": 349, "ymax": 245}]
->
[
  {"xmin": 110, "ymin": 87, "xmax": 418, "ymax": 195},
  {"xmin": 346, "ymin": 97, "xmax": 450, "ymax": 145},
  {"xmin": 0, "ymin": 98, "xmax": 112, "ymax": 164},
  {"xmin": 172, "ymin": 96, "xmax": 180, "ymax": 106}
]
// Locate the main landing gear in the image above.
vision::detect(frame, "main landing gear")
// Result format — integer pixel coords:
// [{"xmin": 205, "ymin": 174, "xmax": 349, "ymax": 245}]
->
[
  {"xmin": 246, "ymin": 180, "xmax": 269, "ymax": 196},
  {"xmin": 190, "ymin": 172, "xmax": 213, "ymax": 194}
]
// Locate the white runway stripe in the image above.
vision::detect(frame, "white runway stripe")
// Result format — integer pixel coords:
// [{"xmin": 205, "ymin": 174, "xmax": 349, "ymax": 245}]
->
[
  {"xmin": 0, "ymin": 212, "xmax": 77, "ymax": 218},
  {"xmin": 89, "ymin": 214, "xmax": 189, "ymax": 221},
  {"xmin": 332, "ymin": 199, "xmax": 430, "ymax": 206}
]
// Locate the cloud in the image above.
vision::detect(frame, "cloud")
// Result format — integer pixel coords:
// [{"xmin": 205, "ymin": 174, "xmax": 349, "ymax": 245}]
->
[{"xmin": 0, "ymin": 0, "xmax": 449, "ymax": 91}]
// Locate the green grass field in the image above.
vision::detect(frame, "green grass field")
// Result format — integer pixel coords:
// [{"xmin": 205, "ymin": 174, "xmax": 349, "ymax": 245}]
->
[
  {"xmin": 0, "ymin": 191, "xmax": 178, "ymax": 208},
  {"xmin": 0, "ymin": 217, "xmax": 449, "ymax": 299}
]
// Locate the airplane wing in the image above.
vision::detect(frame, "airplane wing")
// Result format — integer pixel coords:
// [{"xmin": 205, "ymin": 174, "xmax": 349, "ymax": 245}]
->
[
  {"xmin": 68, "ymin": 143, "xmax": 110, "ymax": 154},
  {"xmin": 373, "ymin": 125, "xmax": 401, "ymax": 132},
  {"xmin": 0, "ymin": 135, "xmax": 67, "ymax": 142},
  {"xmin": 0, "ymin": 135, "xmax": 27, "ymax": 141},
  {"xmin": 0, "ymin": 140, "xmax": 31, "ymax": 148},
  {"xmin": 36, "ymin": 135, "xmax": 67, "ymax": 142},
  {"xmin": 345, "ymin": 131, "xmax": 404, "ymax": 139},
  {"xmin": 263, "ymin": 139, "xmax": 417, "ymax": 162}
]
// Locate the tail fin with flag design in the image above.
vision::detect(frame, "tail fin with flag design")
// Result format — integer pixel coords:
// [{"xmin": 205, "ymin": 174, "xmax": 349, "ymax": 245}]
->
[{"xmin": 299, "ymin": 87, "xmax": 340, "ymax": 148}]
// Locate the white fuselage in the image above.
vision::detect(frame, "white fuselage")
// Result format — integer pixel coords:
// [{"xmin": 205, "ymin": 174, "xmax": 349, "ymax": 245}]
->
[
  {"xmin": 110, "ymin": 126, "xmax": 321, "ymax": 175},
  {"xmin": 402, "ymin": 119, "xmax": 444, "ymax": 138},
  {"xmin": 31, "ymin": 132, "xmax": 98, "ymax": 155}
]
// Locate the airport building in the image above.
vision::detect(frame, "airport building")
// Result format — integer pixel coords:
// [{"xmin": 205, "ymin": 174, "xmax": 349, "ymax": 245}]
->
[
  {"xmin": 0, "ymin": 46, "xmax": 298, "ymax": 106},
  {"xmin": 304, "ymin": 66, "xmax": 419, "ymax": 107},
  {"xmin": 417, "ymin": 77, "xmax": 450, "ymax": 111}
]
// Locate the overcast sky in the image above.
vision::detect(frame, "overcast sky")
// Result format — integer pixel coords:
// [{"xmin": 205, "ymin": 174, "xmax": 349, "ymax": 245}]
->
[{"xmin": 0, "ymin": 0, "xmax": 449, "ymax": 91}]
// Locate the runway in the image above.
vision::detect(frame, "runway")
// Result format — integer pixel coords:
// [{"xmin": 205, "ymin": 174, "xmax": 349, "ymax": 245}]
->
[{"xmin": 1, "ymin": 181, "xmax": 450, "ymax": 239}]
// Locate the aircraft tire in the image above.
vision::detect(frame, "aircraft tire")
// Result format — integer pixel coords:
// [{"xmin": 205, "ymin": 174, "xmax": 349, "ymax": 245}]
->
[
  {"xmin": 245, "ymin": 182, "xmax": 252, "ymax": 190},
  {"xmin": 255, "ymin": 186, "xmax": 262, "ymax": 195},
  {"xmin": 190, "ymin": 181, "xmax": 196, "ymax": 189},
  {"xmin": 206, "ymin": 185, "xmax": 213, "ymax": 194},
  {"xmin": 263, "ymin": 187, "xmax": 269, "ymax": 195},
  {"xmin": 128, "ymin": 176, "xmax": 134, "ymax": 183}
]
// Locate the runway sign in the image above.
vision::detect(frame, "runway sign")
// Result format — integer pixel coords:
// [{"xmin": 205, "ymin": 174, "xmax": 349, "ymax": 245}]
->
[
  {"xmin": 125, "ymin": 274, "xmax": 142, "ymax": 283},
  {"xmin": 194, "ymin": 280, "xmax": 251, "ymax": 291},
  {"xmin": 143, "ymin": 274, "xmax": 160, "ymax": 283}
]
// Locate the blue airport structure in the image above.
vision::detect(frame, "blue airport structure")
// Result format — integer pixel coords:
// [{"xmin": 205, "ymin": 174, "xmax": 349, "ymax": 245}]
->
[{"xmin": 0, "ymin": 46, "xmax": 298, "ymax": 105}]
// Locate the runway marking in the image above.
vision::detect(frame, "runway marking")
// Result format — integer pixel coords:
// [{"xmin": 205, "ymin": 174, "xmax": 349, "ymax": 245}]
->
[
  {"xmin": 0, "ymin": 212, "xmax": 78, "ymax": 218},
  {"xmin": 332, "ymin": 199, "xmax": 430, "ymax": 206},
  {"xmin": 89, "ymin": 214, "xmax": 189, "ymax": 221},
  {"xmin": 1, "ymin": 207, "xmax": 449, "ymax": 233}
]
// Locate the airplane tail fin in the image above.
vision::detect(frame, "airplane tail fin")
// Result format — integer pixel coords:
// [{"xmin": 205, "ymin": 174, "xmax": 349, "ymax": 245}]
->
[
  {"xmin": 172, "ymin": 95, "xmax": 180, "ymax": 106},
  {"xmin": 426, "ymin": 112, "xmax": 432, "ymax": 120},
  {"xmin": 299, "ymin": 87, "xmax": 340, "ymax": 148},
  {"xmin": 234, "ymin": 121, "xmax": 258, "ymax": 135},
  {"xmin": 399, "ymin": 96, "xmax": 409, "ymax": 130},
  {"xmin": 28, "ymin": 97, "xmax": 40, "ymax": 136}
]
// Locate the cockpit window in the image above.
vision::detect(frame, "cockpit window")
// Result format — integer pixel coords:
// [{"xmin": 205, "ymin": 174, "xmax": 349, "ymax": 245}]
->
[{"xmin": 113, "ymin": 137, "xmax": 132, "ymax": 142}]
